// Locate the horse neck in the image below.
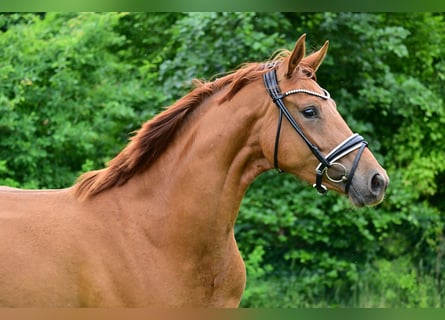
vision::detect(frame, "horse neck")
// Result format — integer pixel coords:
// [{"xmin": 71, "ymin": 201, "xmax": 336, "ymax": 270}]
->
[{"xmin": 117, "ymin": 88, "xmax": 271, "ymax": 239}]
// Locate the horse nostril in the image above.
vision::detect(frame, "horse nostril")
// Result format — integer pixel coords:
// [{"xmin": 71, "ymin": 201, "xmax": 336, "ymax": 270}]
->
[{"xmin": 370, "ymin": 173, "xmax": 386, "ymax": 195}]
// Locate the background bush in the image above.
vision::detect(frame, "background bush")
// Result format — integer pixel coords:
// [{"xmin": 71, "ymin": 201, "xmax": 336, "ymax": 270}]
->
[{"xmin": 1, "ymin": 12, "xmax": 444, "ymax": 307}]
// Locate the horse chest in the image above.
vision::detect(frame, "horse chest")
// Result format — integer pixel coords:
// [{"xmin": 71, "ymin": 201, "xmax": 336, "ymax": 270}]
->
[
  {"xmin": 73, "ymin": 227, "xmax": 246, "ymax": 307},
  {"xmin": 139, "ymin": 239, "xmax": 247, "ymax": 307}
]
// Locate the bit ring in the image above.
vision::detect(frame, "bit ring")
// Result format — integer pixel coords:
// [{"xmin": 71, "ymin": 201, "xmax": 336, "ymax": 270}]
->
[{"xmin": 324, "ymin": 162, "xmax": 348, "ymax": 183}]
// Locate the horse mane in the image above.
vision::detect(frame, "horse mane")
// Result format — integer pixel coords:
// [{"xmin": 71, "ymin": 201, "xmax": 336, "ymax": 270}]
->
[{"xmin": 73, "ymin": 49, "xmax": 315, "ymax": 199}]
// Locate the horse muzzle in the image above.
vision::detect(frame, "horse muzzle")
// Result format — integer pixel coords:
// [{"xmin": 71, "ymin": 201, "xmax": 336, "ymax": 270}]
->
[{"xmin": 348, "ymin": 169, "xmax": 389, "ymax": 207}]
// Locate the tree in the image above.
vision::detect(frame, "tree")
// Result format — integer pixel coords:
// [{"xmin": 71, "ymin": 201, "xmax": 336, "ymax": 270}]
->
[{"xmin": 0, "ymin": 13, "xmax": 157, "ymax": 188}]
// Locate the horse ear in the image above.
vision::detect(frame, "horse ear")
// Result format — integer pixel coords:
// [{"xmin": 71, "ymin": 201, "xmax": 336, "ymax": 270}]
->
[
  {"xmin": 287, "ymin": 34, "xmax": 306, "ymax": 77},
  {"xmin": 302, "ymin": 40, "xmax": 329, "ymax": 72}
]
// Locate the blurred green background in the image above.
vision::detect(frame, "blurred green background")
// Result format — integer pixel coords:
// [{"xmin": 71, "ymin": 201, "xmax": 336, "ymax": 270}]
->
[{"xmin": 0, "ymin": 12, "xmax": 444, "ymax": 307}]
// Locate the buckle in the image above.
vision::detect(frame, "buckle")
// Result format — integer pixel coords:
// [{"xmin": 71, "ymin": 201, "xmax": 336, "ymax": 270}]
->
[{"xmin": 313, "ymin": 183, "xmax": 328, "ymax": 194}]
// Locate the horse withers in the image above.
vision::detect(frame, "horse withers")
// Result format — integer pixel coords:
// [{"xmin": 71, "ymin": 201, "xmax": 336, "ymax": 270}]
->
[{"xmin": 0, "ymin": 34, "xmax": 388, "ymax": 307}]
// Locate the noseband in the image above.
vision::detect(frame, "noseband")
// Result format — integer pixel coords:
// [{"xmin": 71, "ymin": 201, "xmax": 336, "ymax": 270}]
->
[{"xmin": 263, "ymin": 69, "xmax": 368, "ymax": 194}]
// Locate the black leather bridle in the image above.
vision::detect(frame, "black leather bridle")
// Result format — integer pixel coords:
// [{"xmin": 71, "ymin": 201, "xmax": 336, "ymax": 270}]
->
[{"xmin": 263, "ymin": 69, "xmax": 368, "ymax": 194}]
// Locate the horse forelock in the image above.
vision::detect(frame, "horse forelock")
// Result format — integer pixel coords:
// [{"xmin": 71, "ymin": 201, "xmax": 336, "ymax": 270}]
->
[{"xmin": 74, "ymin": 49, "xmax": 314, "ymax": 200}]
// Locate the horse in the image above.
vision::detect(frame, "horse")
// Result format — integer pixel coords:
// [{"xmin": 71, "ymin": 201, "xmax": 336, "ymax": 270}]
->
[{"xmin": 0, "ymin": 34, "xmax": 388, "ymax": 307}]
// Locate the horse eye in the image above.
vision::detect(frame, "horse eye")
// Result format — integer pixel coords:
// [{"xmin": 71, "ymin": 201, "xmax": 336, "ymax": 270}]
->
[{"xmin": 302, "ymin": 106, "xmax": 318, "ymax": 119}]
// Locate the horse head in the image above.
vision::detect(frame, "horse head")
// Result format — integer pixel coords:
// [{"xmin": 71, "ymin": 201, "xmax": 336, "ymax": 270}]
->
[{"xmin": 259, "ymin": 34, "xmax": 389, "ymax": 207}]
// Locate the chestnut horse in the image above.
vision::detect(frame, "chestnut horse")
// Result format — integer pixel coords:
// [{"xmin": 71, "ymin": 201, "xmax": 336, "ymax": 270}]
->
[{"xmin": 0, "ymin": 34, "xmax": 388, "ymax": 307}]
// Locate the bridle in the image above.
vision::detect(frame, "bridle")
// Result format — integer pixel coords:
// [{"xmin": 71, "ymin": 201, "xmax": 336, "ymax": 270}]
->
[{"xmin": 263, "ymin": 68, "xmax": 368, "ymax": 194}]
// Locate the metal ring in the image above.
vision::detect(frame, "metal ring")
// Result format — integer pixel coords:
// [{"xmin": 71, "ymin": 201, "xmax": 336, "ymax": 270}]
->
[{"xmin": 324, "ymin": 162, "xmax": 348, "ymax": 183}]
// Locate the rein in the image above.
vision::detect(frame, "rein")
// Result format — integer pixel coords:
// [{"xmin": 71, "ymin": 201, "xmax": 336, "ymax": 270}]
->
[{"xmin": 263, "ymin": 69, "xmax": 368, "ymax": 194}]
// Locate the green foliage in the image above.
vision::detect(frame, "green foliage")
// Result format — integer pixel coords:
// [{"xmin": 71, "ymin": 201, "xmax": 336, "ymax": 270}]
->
[
  {"xmin": 0, "ymin": 13, "xmax": 157, "ymax": 188},
  {"xmin": 360, "ymin": 256, "xmax": 442, "ymax": 307},
  {"xmin": 157, "ymin": 12, "xmax": 292, "ymax": 104},
  {"xmin": 1, "ymin": 12, "xmax": 444, "ymax": 307},
  {"xmin": 241, "ymin": 256, "xmax": 443, "ymax": 308}
]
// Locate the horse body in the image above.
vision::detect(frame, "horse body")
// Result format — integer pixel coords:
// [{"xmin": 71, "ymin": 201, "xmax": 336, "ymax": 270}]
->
[
  {"xmin": 0, "ymin": 173, "xmax": 245, "ymax": 307},
  {"xmin": 0, "ymin": 35, "xmax": 389, "ymax": 307},
  {"xmin": 0, "ymin": 87, "xmax": 265, "ymax": 307}
]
